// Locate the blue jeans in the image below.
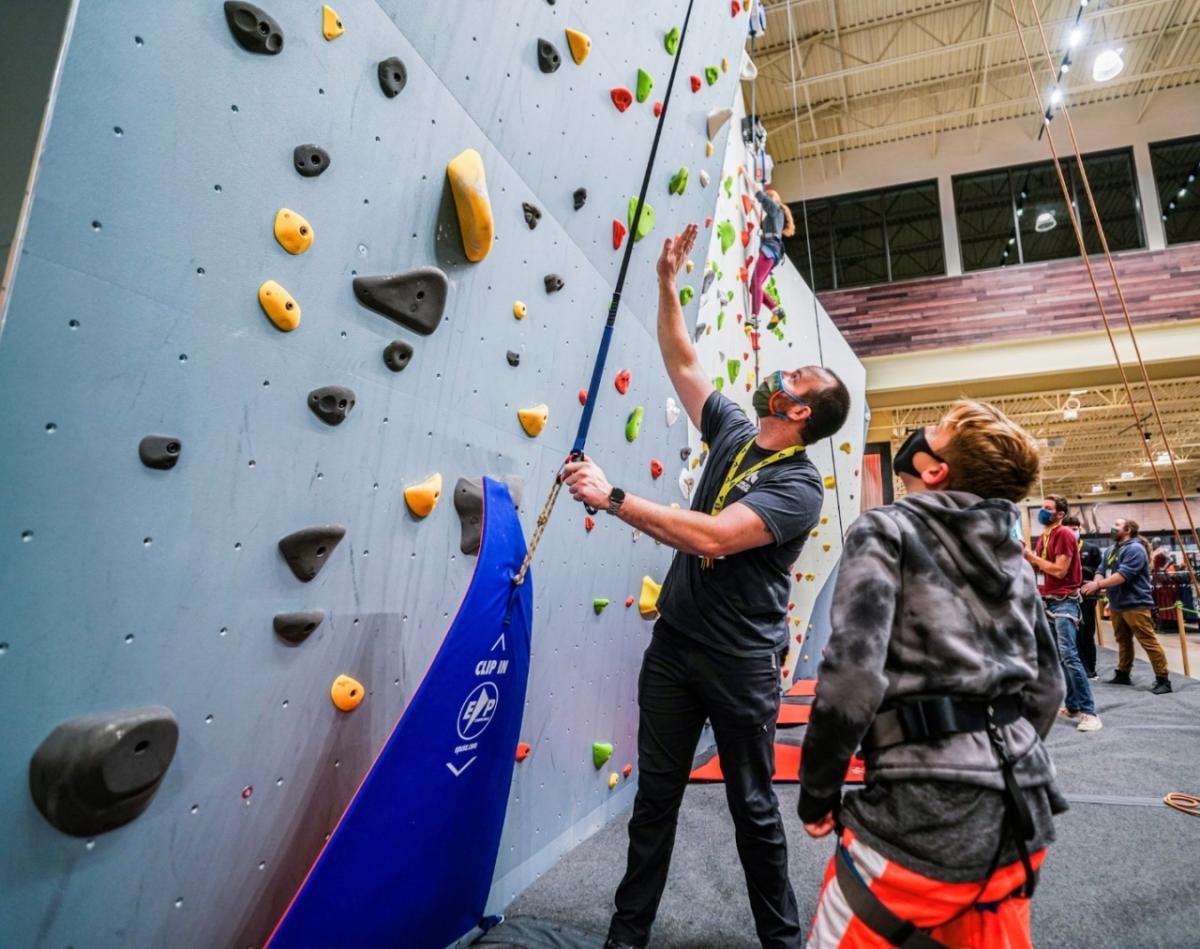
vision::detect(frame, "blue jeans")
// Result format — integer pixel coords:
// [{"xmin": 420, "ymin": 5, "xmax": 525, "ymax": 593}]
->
[{"xmin": 1047, "ymin": 598, "xmax": 1096, "ymax": 715}]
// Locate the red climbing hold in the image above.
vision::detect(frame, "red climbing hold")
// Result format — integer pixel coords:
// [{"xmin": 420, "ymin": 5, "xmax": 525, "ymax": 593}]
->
[
  {"xmin": 705, "ymin": 217, "xmax": 712, "ymax": 228},
  {"xmin": 751, "ymin": 331, "xmax": 760, "ymax": 351},
  {"xmin": 741, "ymin": 229, "xmax": 750, "ymax": 248},
  {"xmin": 741, "ymin": 194, "xmax": 753, "ymax": 215},
  {"xmin": 650, "ymin": 459, "xmax": 663, "ymax": 479},
  {"xmin": 612, "ymin": 218, "xmax": 627, "ymax": 250},
  {"xmin": 614, "ymin": 369, "xmax": 631, "ymax": 394},
  {"xmin": 516, "ymin": 742, "xmax": 531, "ymax": 762},
  {"xmin": 690, "ymin": 75, "xmax": 701, "ymax": 93},
  {"xmin": 584, "ymin": 515, "xmax": 595, "ymax": 532},
  {"xmin": 747, "ymin": 220, "xmax": 755, "ymax": 233},
  {"xmin": 653, "ymin": 101, "xmax": 663, "ymax": 117},
  {"xmin": 623, "ymin": 763, "xmax": 633, "ymax": 778},
  {"xmin": 736, "ymin": 314, "xmax": 743, "ymax": 324},
  {"xmin": 611, "ymin": 87, "xmax": 633, "ymax": 112},
  {"xmin": 732, "ymin": 0, "xmax": 742, "ymax": 14},
  {"xmin": 625, "ymin": 596, "xmax": 635, "ymax": 608},
  {"xmin": 782, "ymin": 667, "xmax": 791, "ymax": 678},
  {"xmin": 578, "ymin": 388, "xmax": 588, "ymax": 406},
  {"xmin": 738, "ymin": 266, "xmax": 748, "ymax": 283}
]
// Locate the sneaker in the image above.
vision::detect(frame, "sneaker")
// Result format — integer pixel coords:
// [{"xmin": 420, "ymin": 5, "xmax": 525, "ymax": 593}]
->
[
  {"xmin": 1077, "ymin": 713, "xmax": 1103, "ymax": 732},
  {"xmin": 1108, "ymin": 670, "xmax": 1133, "ymax": 685},
  {"xmin": 1058, "ymin": 708, "xmax": 1082, "ymax": 720},
  {"xmin": 605, "ymin": 939, "xmax": 644, "ymax": 949},
  {"xmin": 1086, "ymin": 669, "xmax": 1099, "ymax": 680},
  {"xmin": 1151, "ymin": 677, "xmax": 1173, "ymax": 695}
]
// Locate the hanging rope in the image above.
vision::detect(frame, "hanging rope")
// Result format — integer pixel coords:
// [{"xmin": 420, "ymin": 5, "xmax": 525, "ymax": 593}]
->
[
  {"xmin": 784, "ymin": 0, "xmax": 847, "ymax": 543},
  {"xmin": 1008, "ymin": 0, "xmax": 1200, "ymax": 606},
  {"xmin": 513, "ymin": 0, "xmax": 698, "ymax": 587}
]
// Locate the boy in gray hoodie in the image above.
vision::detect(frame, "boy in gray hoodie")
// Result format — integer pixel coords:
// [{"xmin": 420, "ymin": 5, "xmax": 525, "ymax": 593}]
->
[{"xmin": 799, "ymin": 399, "xmax": 1066, "ymax": 948}]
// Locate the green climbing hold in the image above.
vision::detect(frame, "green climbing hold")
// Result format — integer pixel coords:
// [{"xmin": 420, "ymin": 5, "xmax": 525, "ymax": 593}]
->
[
  {"xmin": 593, "ymin": 741, "xmax": 614, "ymax": 769},
  {"xmin": 668, "ymin": 167, "xmax": 689, "ymax": 195},
  {"xmin": 705, "ymin": 65, "xmax": 719, "ymax": 85},
  {"xmin": 593, "ymin": 598, "xmax": 610, "ymax": 615},
  {"xmin": 627, "ymin": 197, "xmax": 655, "ymax": 242},
  {"xmin": 718, "ymin": 220, "xmax": 736, "ymax": 254},
  {"xmin": 625, "ymin": 405, "xmax": 645, "ymax": 442},
  {"xmin": 664, "ymin": 26, "xmax": 679, "ymax": 55},
  {"xmin": 714, "ymin": 377, "xmax": 725, "ymax": 392},
  {"xmin": 723, "ymin": 175, "xmax": 733, "ymax": 198},
  {"xmin": 679, "ymin": 286, "xmax": 694, "ymax": 306},
  {"xmin": 717, "ymin": 310, "xmax": 726, "ymax": 331},
  {"xmin": 636, "ymin": 68, "xmax": 653, "ymax": 103},
  {"xmin": 727, "ymin": 358, "xmax": 741, "ymax": 385}
]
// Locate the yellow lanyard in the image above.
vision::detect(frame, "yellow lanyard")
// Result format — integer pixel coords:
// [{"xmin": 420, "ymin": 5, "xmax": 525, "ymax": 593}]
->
[{"xmin": 711, "ymin": 437, "xmax": 805, "ymax": 515}]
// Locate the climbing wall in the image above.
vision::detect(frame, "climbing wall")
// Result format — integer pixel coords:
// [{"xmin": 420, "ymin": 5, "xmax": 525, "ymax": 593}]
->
[
  {"xmin": 690, "ymin": 77, "xmax": 868, "ymax": 684},
  {"xmin": 0, "ymin": 2, "xmax": 758, "ymax": 947}
]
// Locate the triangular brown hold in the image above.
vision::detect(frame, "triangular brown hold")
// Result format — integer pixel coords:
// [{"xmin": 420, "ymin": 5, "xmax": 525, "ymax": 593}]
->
[
  {"xmin": 353, "ymin": 267, "xmax": 448, "ymax": 336},
  {"xmin": 273, "ymin": 610, "xmax": 326, "ymax": 645},
  {"xmin": 454, "ymin": 477, "xmax": 524, "ymax": 555},
  {"xmin": 278, "ymin": 525, "xmax": 346, "ymax": 581},
  {"xmin": 224, "ymin": 1, "xmax": 283, "ymax": 54}
]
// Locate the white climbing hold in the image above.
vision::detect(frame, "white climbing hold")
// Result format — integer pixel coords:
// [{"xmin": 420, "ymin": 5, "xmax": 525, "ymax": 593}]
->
[
  {"xmin": 665, "ymin": 397, "xmax": 681, "ymax": 427},
  {"xmin": 706, "ymin": 107, "xmax": 733, "ymax": 141},
  {"xmin": 740, "ymin": 56, "xmax": 758, "ymax": 82},
  {"xmin": 678, "ymin": 467, "xmax": 695, "ymax": 500},
  {"xmin": 699, "ymin": 169, "xmax": 710, "ymax": 188}
]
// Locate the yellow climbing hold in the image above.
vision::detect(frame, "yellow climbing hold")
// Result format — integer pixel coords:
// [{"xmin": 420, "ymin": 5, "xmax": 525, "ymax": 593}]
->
[
  {"xmin": 446, "ymin": 148, "xmax": 494, "ymax": 263},
  {"xmin": 608, "ymin": 772, "xmax": 620, "ymax": 790},
  {"xmin": 513, "ymin": 300, "xmax": 527, "ymax": 320},
  {"xmin": 405, "ymin": 472, "xmax": 443, "ymax": 517},
  {"xmin": 823, "ymin": 543, "xmax": 832, "ymax": 552},
  {"xmin": 565, "ymin": 28, "xmax": 592, "ymax": 65},
  {"xmin": 258, "ymin": 280, "xmax": 300, "ymax": 332},
  {"xmin": 706, "ymin": 141, "xmax": 714, "ymax": 157},
  {"xmin": 824, "ymin": 475, "xmax": 837, "ymax": 489},
  {"xmin": 639, "ymin": 576, "xmax": 662, "ymax": 618},
  {"xmin": 721, "ymin": 56, "xmax": 729, "ymax": 72},
  {"xmin": 321, "ymin": 4, "xmax": 344, "ymax": 40},
  {"xmin": 820, "ymin": 516, "xmax": 829, "ymax": 525},
  {"xmin": 518, "ymin": 404, "xmax": 549, "ymax": 438},
  {"xmin": 840, "ymin": 441, "xmax": 853, "ymax": 454},
  {"xmin": 330, "ymin": 674, "xmax": 364, "ymax": 712},
  {"xmin": 273, "ymin": 208, "xmax": 313, "ymax": 255},
  {"xmin": 686, "ymin": 260, "xmax": 695, "ymax": 273}
]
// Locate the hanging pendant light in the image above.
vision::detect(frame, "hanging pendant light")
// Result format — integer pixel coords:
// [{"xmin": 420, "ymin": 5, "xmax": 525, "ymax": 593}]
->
[{"xmin": 1092, "ymin": 48, "xmax": 1125, "ymax": 82}]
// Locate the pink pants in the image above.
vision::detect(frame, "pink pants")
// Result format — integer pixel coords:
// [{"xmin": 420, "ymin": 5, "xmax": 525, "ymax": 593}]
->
[{"xmin": 750, "ymin": 250, "xmax": 778, "ymax": 317}]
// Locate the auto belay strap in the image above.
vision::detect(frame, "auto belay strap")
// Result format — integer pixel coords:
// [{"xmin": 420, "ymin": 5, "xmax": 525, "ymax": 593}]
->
[
  {"xmin": 985, "ymin": 707, "xmax": 1038, "ymax": 899},
  {"xmin": 834, "ymin": 845, "xmax": 948, "ymax": 949}
]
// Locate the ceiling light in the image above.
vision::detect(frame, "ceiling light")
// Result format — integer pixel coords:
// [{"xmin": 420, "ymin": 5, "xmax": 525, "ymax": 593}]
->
[
  {"xmin": 1092, "ymin": 48, "xmax": 1125, "ymax": 82},
  {"xmin": 1120, "ymin": 471, "xmax": 1135, "ymax": 480},
  {"xmin": 1091, "ymin": 484, "xmax": 1104, "ymax": 494},
  {"xmin": 1179, "ymin": 188, "xmax": 1189, "ymax": 198},
  {"xmin": 1060, "ymin": 63, "xmax": 1070, "ymax": 75},
  {"xmin": 1035, "ymin": 210, "xmax": 1057, "ymax": 232},
  {"xmin": 1050, "ymin": 88, "xmax": 1064, "ymax": 105},
  {"xmin": 1069, "ymin": 27, "xmax": 1084, "ymax": 47},
  {"xmin": 1069, "ymin": 388, "xmax": 1089, "ymax": 395},
  {"xmin": 1155, "ymin": 451, "xmax": 1172, "ymax": 465}
]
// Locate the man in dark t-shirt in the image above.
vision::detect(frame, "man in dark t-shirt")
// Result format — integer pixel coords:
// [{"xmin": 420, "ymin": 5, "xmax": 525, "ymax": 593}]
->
[{"xmin": 563, "ymin": 224, "xmax": 851, "ymax": 949}]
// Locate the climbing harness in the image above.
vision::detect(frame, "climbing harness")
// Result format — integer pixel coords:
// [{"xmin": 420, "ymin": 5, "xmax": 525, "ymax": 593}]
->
[{"xmin": 513, "ymin": 0, "xmax": 698, "ymax": 587}]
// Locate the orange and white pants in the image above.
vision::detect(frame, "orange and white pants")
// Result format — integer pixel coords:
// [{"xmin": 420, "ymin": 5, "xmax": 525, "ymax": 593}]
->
[{"xmin": 807, "ymin": 829, "xmax": 1046, "ymax": 948}]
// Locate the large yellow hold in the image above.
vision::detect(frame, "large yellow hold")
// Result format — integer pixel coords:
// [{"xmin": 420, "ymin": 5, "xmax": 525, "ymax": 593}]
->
[
  {"xmin": 446, "ymin": 148, "xmax": 494, "ymax": 263},
  {"xmin": 321, "ymin": 5, "xmax": 344, "ymax": 40},
  {"xmin": 258, "ymin": 280, "xmax": 300, "ymax": 331},
  {"xmin": 565, "ymin": 28, "xmax": 592, "ymax": 65},
  {"xmin": 273, "ymin": 208, "xmax": 313, "ymax": 255},
  {"xmin": 639, "ymin": 576, "xmax": 662, "ymax": 618},
  {"xmin": 405, "ymin": 473, "xmax": 443, "ymax": 517},
  {"xmin": 518, "ymin": 404, "xmax": 549, "ymax": 437}
]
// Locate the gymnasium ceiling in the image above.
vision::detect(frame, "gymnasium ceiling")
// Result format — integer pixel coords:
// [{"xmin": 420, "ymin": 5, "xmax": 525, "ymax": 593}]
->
[{"xmin": 751, "ymin": 0, "xmax": 1200, "ymax": 164}]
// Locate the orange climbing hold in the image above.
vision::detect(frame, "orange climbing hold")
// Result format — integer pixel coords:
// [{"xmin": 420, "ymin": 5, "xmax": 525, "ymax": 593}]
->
[
  {"xmin": 612, "ymin": 218, "xmax": 627, "ymax": 250},
  {"xmin": 650, "ymin": 459, "xmax": 663, "ymax": 479},
  {"xmin": 321, "ymin": 4, "xmax": 344, "ymax": 40},
  {"xmin": 614, "ymin": 369, "xmax": 631, "ymax": 394},
  {"xmin": 258, "ymin": 280, "xmax": 300, "ymax": 332},
  {"xmin": 690, "ymin": 74, "xmax": 701, "ymax": 93},
  {"xmin": 518, "ymin": 404, "xmax": 549, "ymax": 437},
  {"xmin": 611, "ymin": 87, "xmax": 633, "ymax": 112},
  {"xmin": 330, "ymin": 674, "xmax": 364, "ymax": 712},
  {"xmin": 405, "ymin": 472, "xmax": 443, "ymax": 517},
  {"xmin": 516, "ymin": 742, "xmax": 532, "ymax": 762},
  {"xmin": 274, "ymin": 208, "xmax": 313, "ymax": 255},
  {"xmin": 578, "ymin": 388, "xmax": 588, "ymax": 406},
  {"xmin": 565, "ymin": 28, "xmax": 592, "ymax": 65},
  {"xmin": 446, "ymin": 148, "xmax": 494, "ymax": 263},
  {"xmin": 584, "ymin": 515, "xmax": 595, "ymax": 532}
]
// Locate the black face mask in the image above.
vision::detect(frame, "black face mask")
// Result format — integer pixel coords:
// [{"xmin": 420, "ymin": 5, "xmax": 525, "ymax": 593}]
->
[{"xmin": 894, "ymin": 427, "xmax": 944, "ymax": 478}]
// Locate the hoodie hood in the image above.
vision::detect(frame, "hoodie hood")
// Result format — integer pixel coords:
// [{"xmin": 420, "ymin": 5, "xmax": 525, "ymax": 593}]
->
[{"xmin": 893, "ymin": 491, "xmax": 1021, "ymax": 600}]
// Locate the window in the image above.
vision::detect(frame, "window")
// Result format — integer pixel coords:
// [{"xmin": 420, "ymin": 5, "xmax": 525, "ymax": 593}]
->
[
  {"xmin": 1149, "ymin": 134, "xmax": 1200, "ymax": 246},
  {"xmin": 785, "ymin": 180, "xmax": 943, "ymax": 291},
  {"xmin": 953, "ymin": 148, "xmax": 1144, "ymax": 272}
]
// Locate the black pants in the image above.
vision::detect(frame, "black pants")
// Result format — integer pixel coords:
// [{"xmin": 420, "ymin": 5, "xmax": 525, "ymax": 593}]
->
[
  {"xmin": 1077, "ymin": 596, "xmax": 1098, "ymax": 676},
  {"xmin": 608, "ymin": 632, "xmax": 802, "ymax": 948}
]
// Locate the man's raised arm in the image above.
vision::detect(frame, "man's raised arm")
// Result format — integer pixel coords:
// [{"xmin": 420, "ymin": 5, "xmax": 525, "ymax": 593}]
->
[{"xmin": 656, "ymin": 224, "xmax": 713, "ymax": 430}]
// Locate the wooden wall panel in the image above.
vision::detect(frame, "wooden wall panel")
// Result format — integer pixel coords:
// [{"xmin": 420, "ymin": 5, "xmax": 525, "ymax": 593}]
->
[{"xmin": 818, "ymin": 246, "xmax": 1200, "ymax": 358}]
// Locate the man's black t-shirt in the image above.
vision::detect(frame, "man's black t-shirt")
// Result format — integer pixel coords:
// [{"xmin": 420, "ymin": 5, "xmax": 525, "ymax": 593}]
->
[{"xmin": 655, "ymin": 391, "xmax": 824, "ymax": 657}]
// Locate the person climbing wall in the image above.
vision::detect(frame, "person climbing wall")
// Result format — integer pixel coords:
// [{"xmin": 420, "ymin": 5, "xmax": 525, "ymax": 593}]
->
[{"xmin": 740, "ymin": 168, "xmax": 794, "ymax": 324}]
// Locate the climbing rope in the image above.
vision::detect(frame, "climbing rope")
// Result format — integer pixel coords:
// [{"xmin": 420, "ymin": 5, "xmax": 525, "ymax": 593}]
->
[
  {"xmin": 1163, "ymin": 792, "xmax": 1200, "ymax": 817},
  {"xmin": 513, "ymin": 0, "xmax": 699, "ymax": 587},
  {"xmin": 1008, "ymin": 0, "xmax": 1200, "ymax": 609}
]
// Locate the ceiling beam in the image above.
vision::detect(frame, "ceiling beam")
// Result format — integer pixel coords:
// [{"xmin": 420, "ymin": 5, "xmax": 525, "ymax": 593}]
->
[{"xmin": 1137, "ymin": 0, "xmax": 1200, "ymax": 120}]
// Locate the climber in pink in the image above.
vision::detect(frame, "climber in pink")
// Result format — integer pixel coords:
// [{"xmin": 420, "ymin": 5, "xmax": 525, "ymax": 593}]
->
[{"xmin": 742, "ymin": 170, "xmax": 795, "ymax": 323}]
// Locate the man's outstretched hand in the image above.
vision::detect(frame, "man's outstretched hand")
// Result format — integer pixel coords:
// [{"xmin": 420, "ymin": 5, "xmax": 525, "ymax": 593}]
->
[{"xmin": 656, "ymin": 224, "xmax": 699, "ymax": 287}]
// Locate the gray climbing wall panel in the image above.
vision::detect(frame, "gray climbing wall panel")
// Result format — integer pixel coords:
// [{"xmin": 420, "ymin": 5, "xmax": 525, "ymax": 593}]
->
[{"xmin": 0, "ymin": 2, "xmax": 759, "ymax": 946}]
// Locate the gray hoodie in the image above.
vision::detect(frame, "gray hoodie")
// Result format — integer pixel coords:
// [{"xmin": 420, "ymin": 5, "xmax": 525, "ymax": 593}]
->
[{"xmin": 800, "ymin": 491, "xmax": 1065, "ymax": 821}]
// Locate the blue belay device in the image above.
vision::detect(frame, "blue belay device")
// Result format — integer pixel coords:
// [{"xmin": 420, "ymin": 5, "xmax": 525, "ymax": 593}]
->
[{"xmin": 267, "ymin": 478, "xmax": 533, "ymax": 947}]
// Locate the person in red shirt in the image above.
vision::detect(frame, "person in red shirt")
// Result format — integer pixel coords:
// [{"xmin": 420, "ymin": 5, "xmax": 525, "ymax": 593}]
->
[{"xmin": 1024, "ymin": 496, "xmax": 1101, "ymax": 731}]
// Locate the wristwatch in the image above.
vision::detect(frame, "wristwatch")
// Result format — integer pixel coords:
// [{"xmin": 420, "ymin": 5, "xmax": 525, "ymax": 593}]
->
[{"xmin": 606, "ymin": 487, "xmax": 626, "ymax": 516}]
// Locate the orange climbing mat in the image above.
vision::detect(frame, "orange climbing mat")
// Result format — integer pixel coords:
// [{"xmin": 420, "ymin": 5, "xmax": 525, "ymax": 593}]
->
[
  {"xmin": 786, "ymin": 678, "xmax": 817, "ymax": 697},
  {"xmin": 689, "ymin": 743, "xmax": 864, "ymax": 784},
  {"xmin": 776, "ymin": 701, "xmax": 812, "ymax": 727}
]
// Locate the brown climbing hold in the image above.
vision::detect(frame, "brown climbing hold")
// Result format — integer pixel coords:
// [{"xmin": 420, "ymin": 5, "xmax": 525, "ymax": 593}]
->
[
  {"xmin": 544, "ymin": 274, "xmax": 564, "ymax": 293},
  {"xmin": 518, "ymin": 404, "xmax": 549, "ymax": 437},
  {"xmin": 565, "ymin": 28, "xmax": 591, "ymax": 64},
  {"xmin": 574, "ymin": 187, "xmax": 588, "ymax": 210},
  {"xmin": 330, "ymin": 674, "xmax": 364, "ymax": 712},
  {"xmin": 612, "ymin": 219, "xmax": 627, "ymax": 250},
  {"xmin": 404, "ymin": 473, "xmax": 443, "ymax": 517},
  {"xmin": 274, "ymin": 208, "xmax": 313, "ymax": 255},
  {"xmin": 522, "ymin": 202, "xmax": 542, "ymax": 229},
  {"xmin": 258, "ymin": 280, "xmax": 300, "ymax": 332},
  {"xmin": 690, "ymin": 75, "xmax": 701, "ymax": 93},
  {"xmin": 650, "ymin": 459, "xmax": 663, "ymax": 479},
  {"xmin": 614, "ymin": 369, "xmax": 631, "ymax": 394},
  {"xmin": 516, "ymin": 742, "xmax": 532, "ymax": 762},
  {"xmin": 611, "ymin": 87, "xmax": 633, "ymax": 112}
]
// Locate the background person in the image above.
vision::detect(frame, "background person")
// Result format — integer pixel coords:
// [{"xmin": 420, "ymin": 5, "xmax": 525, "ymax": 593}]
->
[
  {"xmin": 798, "ymin": 400, "xmax": 1066, "ymax": 948},
  {"xmin": 740, "ymin": 170, "xmax": 794, "ymax": 322},
  {"xmin": 1082, "ymin": 519, "xmax": 1172, "ymax": 694},
  {"xmin": 1064, "ymin": 515, "xmax": 1101, "ymax": 680},
  {"xmin": 563, "ymin": 224, "xmax": 851, "ymax": 949}
]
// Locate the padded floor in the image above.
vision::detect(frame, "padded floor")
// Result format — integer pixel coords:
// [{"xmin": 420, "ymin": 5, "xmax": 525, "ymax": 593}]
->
[
  {"xmin": 776, "ymin": 702, "xmax": 812, "ymax": 727},
  {"xmin": 504, "ymin": 650, "xmax": 1200, "ymax": 948},
  {"xmin": 688, "ymin": 743, "xmax": 864, "ymax": 784}
]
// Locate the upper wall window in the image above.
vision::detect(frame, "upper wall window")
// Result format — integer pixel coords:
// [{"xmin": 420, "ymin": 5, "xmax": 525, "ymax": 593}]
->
[
  {"xmin": 784, "ymin": 180, "xmax": 944, "ymax": 292},
  {"xmin": 1149, "ymin": 135, "xmax": 1200, "ymax": 246},
  {"xmin": 954, "ymin": 148, "xmax": 1144, "ymax": 272}
]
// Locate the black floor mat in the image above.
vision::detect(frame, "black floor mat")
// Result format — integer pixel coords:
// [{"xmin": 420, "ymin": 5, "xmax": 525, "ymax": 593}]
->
[{"xmin": 473, "ymin": 915, "xmax": 608, "ymax": 949}]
